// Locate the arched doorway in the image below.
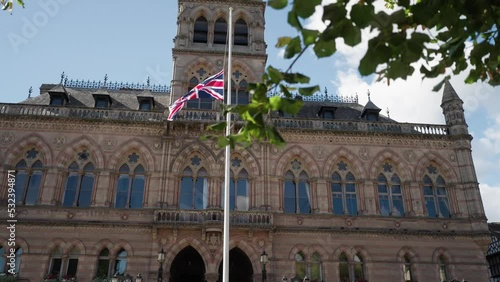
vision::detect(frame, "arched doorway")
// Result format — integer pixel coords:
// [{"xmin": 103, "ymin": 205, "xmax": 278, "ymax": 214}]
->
[
  {"xmin": 169, "ymin": 246, "xmax": 205, "ymax": 282},
  {"xmin": 218, "ymin": 248, "xmax": 254, "ymax": 282}
]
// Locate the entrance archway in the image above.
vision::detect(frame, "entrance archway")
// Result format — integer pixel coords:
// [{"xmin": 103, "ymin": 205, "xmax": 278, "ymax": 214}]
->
[
  {"xmin": 218, "ymin": 248, "xmax": 254, "ymax": 282},
  {"xmin": 169, "ymin": 246, "xmax": 205, "ymax": 282}
]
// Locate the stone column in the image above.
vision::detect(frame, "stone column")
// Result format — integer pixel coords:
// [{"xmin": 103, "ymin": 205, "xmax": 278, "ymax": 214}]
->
[{"xmin": 205, "ymin": 272, "xmax": 219, "ymax": 282}]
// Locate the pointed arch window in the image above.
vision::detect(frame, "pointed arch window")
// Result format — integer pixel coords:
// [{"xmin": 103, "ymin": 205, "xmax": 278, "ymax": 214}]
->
[
  {"xmin": 230, "ymin": 79, "xmax": 249, "ymax": 105},
  {"xmin": 48, "ymin": 247, "xmax": 63, "ymax": 276},
  {"xmin": 15, "ymin": 158, "xmax": 43, "ymax": 205},
  {"xmin": 284, "ymin": 170, "xmax": 311, "ymax": 214},
  {"xmin": 353, "ymin": 254, "xmax": 365, "ymax": 281},
  {"xmin": 310, "ymin": 252, "xmax": 323, "ymax": 282},
  {"xmin": 294, "ymin": 252, "xmax": 306, "ymax": 280},
  {"xmin": 186, "ymin": 76, "xmax": 212, "ymax": 109},
  {"xmin": 331, "ymin": 172, "xmax": 358, "ymax": 216},
  {"xmin": 14, "ymin": 247, "xmax": 22, "ymax": 274},
  {"xmin": 96, "ymin": 248, "xmax": 111, "ymax": 278},
  {"xmin": 423, "ymin": 175, "xmax": 450, "ymax": 218},
  {"xmin": 193, "ymin": 16, "xmax": 208, "ymax": 43},
  {"xmin": 438, "ymin": 255, "xmax": 449, "ymax": 282},
  {"xmin": 66, "ymin": 248, "xmax": 79, "ymax": 278},
  {"xmin": 115, "ymin": 164, "xmax": 145, "ymax": 209},
  {"xmin": 339, "ymin": 253, "xmax": 349, "ymax": 282},
  {"xmin": 378, "ymin": 173, "xmax": 404, "ymax": 216},
  {"xmin": 403, "ymin": 255, "xmax": 414, "ymax": 282},
  {"xmin": 234, "ymin": 19, "xmax": 248, "ymax": 46},
  {"xmin": 214, "ymin": 17, "xmax": 227, "ymax": 44},
  {"xmin": 63, "ymin": 162, "xmax": 95, "ymax": 207},
  {"xmin": 222, "ymin": 168, "xmax": 249, "ymax": 211},
  {"xmin": 114, "ymin": 249, "xmax": 127, "ymax": 276},
  {"xmin": 180, "ymin": 167, "xmax": 209, "ymax": 209}
]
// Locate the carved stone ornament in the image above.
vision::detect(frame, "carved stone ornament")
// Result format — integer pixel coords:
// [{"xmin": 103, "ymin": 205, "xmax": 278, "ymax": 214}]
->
[
  {"xmin": 258, "ymin": 239, "xmax": 265, "ymax": 248},
  {"xmin": 403, "ymin": 150, "xmax": 416, "ymax": 163},
  {"xmin": 345, "ymin": 218, "xmax": 353, "ymax": 226},
  {"xmin": 358, "ymin": 147, "xmax": 371, "ymax": 161},
  {"xmin": 53, "ymin": 135, "xmax": 66, "ymax": 148},
  {"xmin": 313, "ymin": 146, "xmax": 326, "ymax": 160},
  {"xmin": 448, "ymin": 154, "xmax": 457, "ymax": 162},
  {"xmin": 153, "ymin": 142, "xmax": 162, "ymax": 150},
  {"xmin": 103, "ymin": 138, "xmax": 117, "ymax": 151},
  {"xmin": 173, "ymin": 139, "xmax": 182, "ymax": 149},
  {"xmin": 394, "ymin": 221, "xmax": 401, "ymax": 228},
  {"xmin": 0, "ymin": 132, "xmax": 15, "ymax": 146},
  {"xmin": 297, "ymin": 217, "xmax": 303, "ymax": 225},
  {"xmin": 271, "ymin": 146, "xmax": 281, "ymax": 155},
  {"xmin": 160, "ymin": 237, "xmax": 168, "ymax": 246}
]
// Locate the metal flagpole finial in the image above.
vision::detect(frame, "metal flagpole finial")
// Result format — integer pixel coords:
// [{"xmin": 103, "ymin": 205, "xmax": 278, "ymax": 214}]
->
[
  {"xmin": 60, "ymin": 71, "xmax": 65, "ymax": 84},
  {"xmin": 28, "ymin": 86, "xmax": 33, "ymax": 98}
]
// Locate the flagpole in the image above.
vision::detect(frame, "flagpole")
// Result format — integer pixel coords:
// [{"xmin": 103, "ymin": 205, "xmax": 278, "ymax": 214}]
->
[{"xmin": 222, "ymin": 6, "xmax": 233, "ymax": 282}]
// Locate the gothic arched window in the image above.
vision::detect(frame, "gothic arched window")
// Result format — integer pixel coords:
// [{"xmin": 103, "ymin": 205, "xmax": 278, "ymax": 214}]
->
[
  {"xmin": 114, "ymin": 249, "xmax": 127, "ymax": 276},
  {"xmin": 377, "ymin": 171, "xmax": 404, "ymax": 216},
  {"xmin": 438, "ymin": 255, "xmax": 449, "ymax": 282},
  {"xmin": 331, "ymin": 167, "xmax": 358, "ymax": 216},
  {"xmin": 339, "ymin": 253, "xmax": 349, "ymax": 282},
  {"xmin": 423, "ymin": 173, "xmax": 450, "ymax": 218},
  {"xmin": 403, "ymin": 255, "xmax": 414, "ymax": 282},
  {"xmin": 353, "ymin": 254, "xmax": 365, "ymax": 281},
  {"xmin": 15, "ymin": 149, "xmax": 44, "ymax": 205},
  {"xmin": 63, "ymin": 161, "xmax": 95, "ymax": 208},
  {"xmin": 193, "ymin": 16, "xmax": 208, "ymax": 43},
  {"xmin": 284, "ymin": 161, "xmax": 311, "ymax": 214},
  {"xmin": 48, "ymin": 247, "xmax": 63, "ymax": 276},
  {"xmin": 214, "ymin": 17, "xmax": 227, "ymax": 44},
  {"xmin": 234, "ymin": 18, "xmax": 248, "ymax": 46},
  {"xmin": 186, "ymin": 76, "xmax": 212, "ymax": 109},
  {"xmin": 115, "ymin": 153, "xmax": 146, "ymax": 209},
  {"xmin": 222, "ymin": 160, "xmax": 249, "ymax": 211},
  {"xmin": 180, "ymin": 158, "xmax": 209, "ymax": 210},
  {"xmin": 294, "ymin": 252, "xmax": 306, "ymax": 280},
  {"xmin": 231, "ymin": 79, "xmax": 249, "ymax": 105},
  {"xmin": 310, "ymin": 252, "xmax": 323, "ymax": 282},
  {"xmin": 14, "ymin": 247, "xmax": 22, "ymax": 274},
  {"xmin": 96, "ymin": 248, "xmax": 111, "ymax": 278}
]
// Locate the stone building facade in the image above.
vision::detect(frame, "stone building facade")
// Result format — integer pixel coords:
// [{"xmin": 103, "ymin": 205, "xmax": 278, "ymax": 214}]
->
[{"xmin": 0, "ymin": 0, "xmax": 491, "ymax": 281}]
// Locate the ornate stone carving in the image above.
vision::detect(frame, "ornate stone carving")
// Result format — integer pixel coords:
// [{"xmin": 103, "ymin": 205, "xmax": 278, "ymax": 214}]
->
[
  {"xmin": 153, "ymin": 142, "xmax": 162, "ymax": 150},
  {"xmin": 403, "ymin": 150, "xmax": 417, "ymax": 163},
  {"xmin": 53, "ymin": 135, "xmax": 66, "ymax": 148},
  {"xmin": 271, "ymin": 146, "xmax": 281, "ymax": 155},
  {"xmin": 103, "ymin": 138, "xmax": 117, "ymax": 151},
  {"xmin": 312, "ymin": 146, "xmax": 326, "ymax": 160},
  {"xmin": 0, "ymin": 132, "xmax": 14, "ymax": 146},
  {"xmin": 448, "ymin": 154, "xmax": 457, "ymax": 162},
  {"xmin": 173, "ymin": 139, "xmax": 182, "ymax": 149},
  {"xmin": 358, "ymin": 147, "xmax": 370, "ymax": 161}
]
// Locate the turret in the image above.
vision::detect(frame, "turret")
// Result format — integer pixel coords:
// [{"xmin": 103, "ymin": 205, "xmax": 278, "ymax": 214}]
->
[{"xmin": 441, "ymin": 80, "xmax": 468, "ymax": 135}]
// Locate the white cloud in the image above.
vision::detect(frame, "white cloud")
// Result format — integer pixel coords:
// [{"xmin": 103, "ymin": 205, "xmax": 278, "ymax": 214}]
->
[{"xmin": 480, "ymin": 183, "xmax": 500, "ymax": 222}]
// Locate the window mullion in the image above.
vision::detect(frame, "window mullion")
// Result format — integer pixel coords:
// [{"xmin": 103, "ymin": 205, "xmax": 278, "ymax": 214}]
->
[{"xmin": 127, "ymin": 173, "xmax": 134, "ymax": 208}]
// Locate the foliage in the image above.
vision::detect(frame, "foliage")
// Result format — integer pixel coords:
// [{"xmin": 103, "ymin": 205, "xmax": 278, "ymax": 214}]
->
[
  {"xmin": 209, "ymin": 0, "xmax": 500, "ymax": 148},
  {"xmin": 1, "ymin": 0, "xmax": 24, "ymax": 12}
]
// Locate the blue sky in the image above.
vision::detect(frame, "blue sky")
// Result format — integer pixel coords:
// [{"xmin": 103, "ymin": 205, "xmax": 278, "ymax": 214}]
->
[{"xmin": 1, "ymin": 0, "xmax": 499, "ymax": 221}]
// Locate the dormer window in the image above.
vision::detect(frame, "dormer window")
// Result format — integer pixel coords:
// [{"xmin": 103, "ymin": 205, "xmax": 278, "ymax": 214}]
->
[
  {"xmin": 93, "ymin": 94, "xmax": 111, "ymax": 109},
  {"xmin": 49, "ymin": 94, "xmax": 65, "ymax": 106},
  {"xmin": 137, "ymin": 97, "xmax": 155, "ymax": 111},
  {"xmin": 367, "ymin": 112, "xmax": 378, "ymax": 121},
  {"xmin": 319, "ymin": 106, "xmax": 337, "ymax": 120}
]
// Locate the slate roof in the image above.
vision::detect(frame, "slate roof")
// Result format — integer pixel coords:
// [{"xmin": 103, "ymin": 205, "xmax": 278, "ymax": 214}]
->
[{"xmin": 21, "ymin": 84, "xmax": 395, "ymax": 122}]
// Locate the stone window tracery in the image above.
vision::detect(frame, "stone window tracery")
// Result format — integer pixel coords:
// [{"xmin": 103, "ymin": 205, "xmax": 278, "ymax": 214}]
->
[
  {"xmin": 95, "ymin": 248, "xmax": 111, "ymax": 278},
  {"xmin": 422, "ymin": 168, "xmax": 450, "ymax": 218},
  {"xmin": 14, "ymin": 148, "xmax": 44, "ymax": 205},
  {"xmin": 377, "ymin": 162, "xmax": 405, "ymax": 217},
  {"xmin": 180, "ymin": 157, "xmax": 209, "ymax": 210},
  {"xmin": 62, "ymin": 152, "xmax": 95, "ymax": 208},
  {"xmin": 222, "ymin": 157, "xmax": 249, "ymax": 211},
  {"xmin": 331, "ymin": 169, "xmax": 358, "ymax": 216},
  {"xmin": 284, "ymin": 159, "xmax": 311, "ymax": 214},
  {"xmin": 114, "ymin": 154, "xmax": 145, "ymax": 209}
]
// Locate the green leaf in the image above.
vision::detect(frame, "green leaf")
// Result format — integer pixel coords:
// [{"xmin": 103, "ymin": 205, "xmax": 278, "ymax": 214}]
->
[
  {"xmin": 268, "ymin": 0, "xmax": 288, "ymax": 10},
  {"xmin": 282, "ymin": 72, "xmax": 310, "ymax": 84},
  {"xmin": 313, "ymin": 39, "xmax": 336, "ymax": 58},
  {"xmin": 267, "ymin": 66, "xmax": 284, "ymax": 83},
  {"xmin": 294, "ymin": 0, "xmax": 321, "ymax": 19},
  {"xmin": 276, "ymin": 36, "xmax": 292, "ymax": 48},
  {"xmin": 207, "ymin": 122, "xmax": 227, "ymax": 132},
  {"xmin": 343, "ymin": 23, "xmax": 361, "ymax": 47},
  {"xmin": 298, "ymin": 85, "xmax": 320, "ymax": 96},
  {"xmin": 350, "ymin": 3, "xmax": 375, "ymax": 28},
  {"xmin": 288, "ymin": 10, "xmax": 302, "ymax": 30},
  {"xmin": 284, "ymin": 36, "xmax": 302, "ymax": 59},
  {"xmin": 301, "ymin": 29, "xmax": 319, "ymax": 46},
  {"xmin": 322, "ymin": 3, "xmax": 347, "ymax": 23}
]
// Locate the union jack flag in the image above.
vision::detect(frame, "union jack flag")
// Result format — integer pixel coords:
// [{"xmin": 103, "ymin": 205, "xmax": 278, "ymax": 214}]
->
[{"xmin": 167, "ymin": 70, "xmax": 224, "ymax": 121}]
